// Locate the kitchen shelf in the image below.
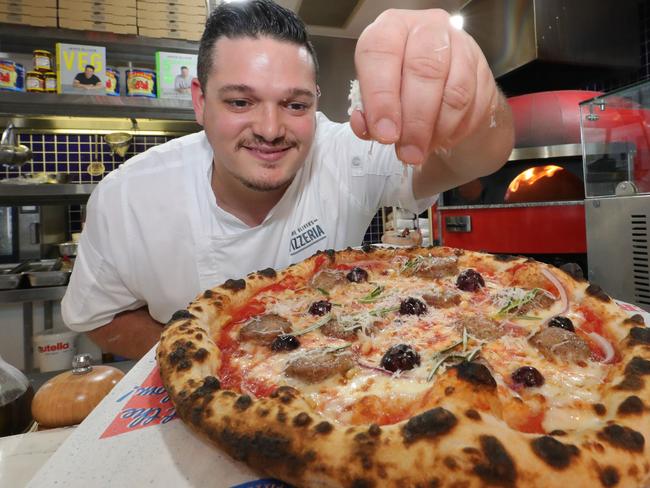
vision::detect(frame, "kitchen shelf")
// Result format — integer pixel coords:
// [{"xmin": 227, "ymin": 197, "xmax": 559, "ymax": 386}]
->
[
  {"xmin": 0, "ymin": 286, "xmax": 67, "ymax": 304},
  {"xmin": 508, "ymin": 144, "xmax": 583, "ymax": 161},
  {"xmin": 0, "ymin": 184, "xmax": 95, "ymax": 205}
]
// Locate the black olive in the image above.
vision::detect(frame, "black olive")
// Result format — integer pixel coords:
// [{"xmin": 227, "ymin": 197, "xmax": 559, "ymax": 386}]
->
[
  {"xmin": 308, "ymin": 300, "xmax": 332, "ymax": 316},
  {"xmin": 548, "ymin": 316, "xmax": 575, "ymax": 332},
  {"xmin": 511, "ymin": 366, "xmax": 545, "ymax": 387},
  {"xmin": 399, "ymin": 297, "xmax": 428, "ymax": 315},
  {"xmin": 346, "ymin": 267, "xmax": 369, "ymax": 283},
  {"xmin": 271, "ymin": 334, "xmax": 300, "ymax": 351},
  {"xmin": 380, "ymin": 344, "xmax": 421, "ymax": 372},
  {"xmin": 456, "ymin": 269, "xmax": 485, "ymax": 292}
]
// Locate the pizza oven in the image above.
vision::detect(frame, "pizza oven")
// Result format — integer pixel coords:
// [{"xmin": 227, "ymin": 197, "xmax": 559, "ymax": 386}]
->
[{"xmin": 437, "ymin": 91, "xmax": 608, "ymax": 273}]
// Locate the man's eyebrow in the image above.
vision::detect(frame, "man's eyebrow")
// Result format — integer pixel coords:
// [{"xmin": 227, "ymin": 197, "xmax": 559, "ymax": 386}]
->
[
  {"xmin": 284, "ymin": 88, "xmax": 316, "ymax": 100},
  {"xmin": 217, "ymin": 85, "xmax": 315, "ymax": 100},
  {"xmin": 218, "ymin": 84, "xmax": 254, "ymax": 96}
]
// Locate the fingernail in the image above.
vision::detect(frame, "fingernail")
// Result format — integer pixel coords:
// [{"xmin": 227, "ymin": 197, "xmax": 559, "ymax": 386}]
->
[
  {"xmin": 375, "ymin": 118, "xmax": 398, "ymax": 142},
  {"xmin": 400, "ymin": 145, "xmax": 424, "ymax": 165}
]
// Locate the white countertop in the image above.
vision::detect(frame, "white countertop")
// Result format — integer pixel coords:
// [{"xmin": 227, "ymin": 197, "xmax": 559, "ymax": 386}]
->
[{"xmin": 0, "ymin": 427, "xmax": 74, "ymax": 487}]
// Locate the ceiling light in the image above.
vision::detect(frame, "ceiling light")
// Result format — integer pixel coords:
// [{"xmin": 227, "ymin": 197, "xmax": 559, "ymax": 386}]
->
[{"xmin": 449, "ymin": 14, "xmax": 464, "ymax": 30}]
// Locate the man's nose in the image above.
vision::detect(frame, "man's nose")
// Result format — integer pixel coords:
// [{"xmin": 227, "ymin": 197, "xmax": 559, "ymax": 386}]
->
[{"xmin": 252, "ymin": 104, "xmax": 285, "ymax": 141}]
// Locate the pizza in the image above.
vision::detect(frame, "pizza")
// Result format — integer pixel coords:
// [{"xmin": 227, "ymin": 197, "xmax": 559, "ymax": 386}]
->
[{"xmin": 157, "ymin": 245, "xmax": 650, "ymax": 487}]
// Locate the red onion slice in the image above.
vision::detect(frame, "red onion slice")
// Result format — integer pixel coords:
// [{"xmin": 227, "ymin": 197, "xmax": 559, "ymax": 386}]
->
[
  {"xmin": 588, "ymin": 332, "xmax": 616, "ymax": 364},
  {"xmin": 541, "ymin": 268, "xmax": 569, "ymax": 316},
  {"xmin": 356, "ymin": 359, "xmax": 393, "ymax": 376}
]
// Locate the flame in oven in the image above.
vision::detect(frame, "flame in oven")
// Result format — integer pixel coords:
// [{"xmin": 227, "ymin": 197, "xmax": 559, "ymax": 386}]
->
[{"xmin": 507, "ymin": 165, "xmax": 563, "ymax": 193}]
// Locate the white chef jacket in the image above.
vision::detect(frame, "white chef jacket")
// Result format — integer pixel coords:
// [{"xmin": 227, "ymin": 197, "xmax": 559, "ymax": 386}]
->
[{"xmin": 62, "ymin": 112, "xmax": 437, "ymax": 331}]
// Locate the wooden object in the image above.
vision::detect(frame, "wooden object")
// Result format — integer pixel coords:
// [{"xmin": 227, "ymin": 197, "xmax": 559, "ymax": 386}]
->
[{"xmin": 31, "ymin": 355, "xmax": 124, "ymax": 428}]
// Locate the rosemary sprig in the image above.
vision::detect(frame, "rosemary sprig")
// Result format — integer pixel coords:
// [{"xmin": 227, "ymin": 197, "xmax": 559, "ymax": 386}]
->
[
  {"xmin": 496, "ymin": 288, "xmax": 542, "ymax": 315},
  {"xmin": 427, "ymin": 331, "xmax": 482, "ymax": 382},
  {"xmin": 320, "ymin": 343, "xmax": 352, "ymax": 354},
  {"xmin": 293, "ymin": 313, "xmax": 332, "ymax": 337},
  {"xmin": 359, "ymin": 285, "xmax": 385, "ymax": 303},
  {"xmin": 316, "ymin": 288, "xmax": 329, "ymax": 296},
  {"xmin": 369, "ymin": 305, "xmax": 400, "ymax": 317},
  {"xmin": 400, "ymin": 255, "xmax": 425, "ymax": 274}
]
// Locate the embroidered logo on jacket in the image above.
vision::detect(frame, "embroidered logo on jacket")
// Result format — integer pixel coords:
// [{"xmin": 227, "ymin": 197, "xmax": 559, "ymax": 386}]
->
[{"xmin": 290, "ymin": 218, "xmax": 326, "ymax": 255}]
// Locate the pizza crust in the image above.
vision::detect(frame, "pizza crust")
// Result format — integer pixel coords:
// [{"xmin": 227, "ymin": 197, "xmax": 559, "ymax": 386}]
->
[{"xmin": 158, "ymin": 246, "xmax": 650, "ymax": 487}]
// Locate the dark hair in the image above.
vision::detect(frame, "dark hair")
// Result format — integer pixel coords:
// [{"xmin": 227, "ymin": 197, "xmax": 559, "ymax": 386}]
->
[
  {"xmin": 85, "ymin": 65, "xmax": 95, "ymax": 70},
  {"xmin": 180, "ymin": 66, "xmax": 188, "ymax": 70},
  {"xmin": 197, "ymin": 0, "xmax": 318, "ymax": 91}
]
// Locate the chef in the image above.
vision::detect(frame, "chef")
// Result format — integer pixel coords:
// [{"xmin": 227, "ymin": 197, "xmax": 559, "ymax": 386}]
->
[{"xmin": 62, "ymin": 0, "xmax": 514, "ymax": 358}]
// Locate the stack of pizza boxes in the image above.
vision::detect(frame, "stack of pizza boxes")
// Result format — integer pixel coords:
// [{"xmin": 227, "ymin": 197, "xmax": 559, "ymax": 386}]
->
[
  {"xmin": 58, "ymin": 0, "xmax": 137, "ymax": 35},
  {"xmin": 137, "ymin": 0, "xmax": 206, "ymax": 42},
  {"xmin": 0, "ymin": 0, "xmax": 57, "ymax": 28}
]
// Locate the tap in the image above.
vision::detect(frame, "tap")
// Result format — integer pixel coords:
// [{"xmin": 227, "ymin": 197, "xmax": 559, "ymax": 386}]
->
[{"xmin": 1, "ymin": 122, "xmax": 16, "ymax": 146}]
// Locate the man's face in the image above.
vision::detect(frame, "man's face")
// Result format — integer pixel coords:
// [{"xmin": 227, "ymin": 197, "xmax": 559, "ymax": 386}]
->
[
  {"xmin": 192, "ymin": 36, "xmax": 317, "ymax": 193},
  {"xmin": 84, "ymin": 67, "xmax": 94, "ymax": 78},
  {"xmin": 181, "ymin": 67, "xmax": 190, "ymax": 78}
]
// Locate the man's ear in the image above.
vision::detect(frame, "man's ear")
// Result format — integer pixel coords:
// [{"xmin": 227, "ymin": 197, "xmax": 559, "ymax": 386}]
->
[{"xmin": 191, "ymin": 78, "xmax": 205, "ymax": 126}]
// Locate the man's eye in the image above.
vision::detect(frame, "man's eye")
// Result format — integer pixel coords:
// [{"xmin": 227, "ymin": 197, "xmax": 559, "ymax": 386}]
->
[
  {"xmin": 227, "ymin": 99, "xmax": 250, "ymax": 108},
  {"xmin": 287, "ymin": 102, "xmax": 308, "ymax": 111}
]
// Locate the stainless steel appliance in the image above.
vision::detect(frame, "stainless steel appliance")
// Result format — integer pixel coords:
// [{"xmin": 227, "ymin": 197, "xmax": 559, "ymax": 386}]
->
[
  {"xmin": 580, "ymin": 81, "xmax": 650, "ymax": 311},
  {"xmin": 0, "ymin": 205, "xmax": 67, "ymax": 263}
]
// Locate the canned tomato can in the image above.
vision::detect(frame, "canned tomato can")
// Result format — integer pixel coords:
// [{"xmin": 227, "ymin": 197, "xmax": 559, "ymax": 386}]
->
[
  {"xmin": 0, "ymin": 59, "xmax": 25, "ymax": 92},
  {"xmin": 105, "ymin": 67, "xmax": 120, "ymax": 96},
  {"xmin": 44, "ymin": 72, "xmax": 57, "ymax": 92},
  {"xmin": 125, "ymin": 68, "xmax": 157, "ymax": 98},
  {"xmin": 33, "ymin": 50, "xmax": 52, "ymax": 72},
  {"xmin": 26, "ymin": 71, "xmax": 44, "ymax": 92}
]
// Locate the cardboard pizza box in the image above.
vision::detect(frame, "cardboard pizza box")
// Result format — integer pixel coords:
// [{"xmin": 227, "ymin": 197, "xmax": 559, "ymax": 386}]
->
[
  {"xmin": 0, "ymin": 5, "xmax": 56, "ymax": 18},
  {"xmin": 137, "ymin": 0, "xmax": 206, "ymax": 8},
  {"xmin": 0, "ymin": 0, "xmax": 56, "ymax": 8},
  {"xmin": 58, "ymin": 8, "xmax": 137, "ymax": 25},
  {"xmin": 138, "ymin": 27, "xmax": 202, "ymax": 42},
  {"xmin": 59, "ymin": 0, "xmax": 137, "ymax": 8},
  {"xmin": 136, "ymin": 9, "xmax": 205, "ymax": 24},
  {"xmin": 137, "ymin": 0, "xmax": 206, "ymax": 15},
  {"xmin": 0, "ymin": 12, "xmax": 57, "ymax": 27},
  {"xmin": 59, "ymin": 18, "xmax": 138, "ymax": 35},
  {"xmin": 26, "ymin": 346, "xmax": 288, "ymax": 488}
]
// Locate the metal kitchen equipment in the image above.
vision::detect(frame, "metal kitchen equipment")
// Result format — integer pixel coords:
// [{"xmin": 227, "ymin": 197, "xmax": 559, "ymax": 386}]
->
[
  {"xmin": 104, "ymin": 131, "xmax": 132, "ymax": 158},
  {"xmin": 580, "ymin": 80, "xmax": 650, "ymax": 311},
  {"xmin": 0, "ymin": 122, "xmax": 32, "ymax": 168},
  {"xmin": 0, "ymin": 205, "xmax": 67, "ymax": 263}
]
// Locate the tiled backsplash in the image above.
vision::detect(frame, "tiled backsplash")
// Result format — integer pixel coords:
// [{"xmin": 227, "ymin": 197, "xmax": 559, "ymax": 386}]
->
[{"xmin": 1, "ymin": 133, "xmax": 173, "ymax": 234}]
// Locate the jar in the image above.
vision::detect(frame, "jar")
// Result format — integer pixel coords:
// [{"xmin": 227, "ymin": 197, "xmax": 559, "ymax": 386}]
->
[
  {"xmin": 33, "ymin": 49, "xmax": 52, "ymax": 72},
  {"xmin": 44, "ymin": 71, "xmax": 57, "ymax": 92},
  {"xmin": 26, "ymin": 71, "xmax": 44, "ymax": 92},
  {"xmin": 0, "ymin": 59, "xmax": 25, "ymax": 92},
  {"xmin": 0, "ymin": 354, "xmax": 34, "ymax": 437}
]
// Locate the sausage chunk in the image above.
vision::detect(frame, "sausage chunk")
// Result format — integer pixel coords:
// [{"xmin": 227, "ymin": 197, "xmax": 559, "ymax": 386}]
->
[
  {"xmin": 311, "ymin": 269, "xmax": 347, "ymax": 291},
  {"xmin": 321, "ymin": 317, "xmax": 359, "ymax": 341},
  {"xmin": 516, "ymin": 291, "xmax": 555, "ymax": 315},
  {"xmin": 239, "ymin": 314, "xmax": 292, "ymax": 345},
  {"xmin": 453, "ymin": 313, "xmax": 503, "ymax": 341},
  {"xmin": 529, "ymin": 327, "xmax": 590, "ymax": 363},
  {"xmin": 285, "ymin": 350, "xmax": 354, "ymax": 383},
  {"xmin": 422, "ymin": 289, "xmax": 462, "ymax": 308}
]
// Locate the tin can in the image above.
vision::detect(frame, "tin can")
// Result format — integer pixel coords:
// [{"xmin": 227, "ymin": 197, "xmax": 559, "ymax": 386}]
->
[
  {"xmin": 0, "ymin": 59, "xmax": 25, "ymax": 92},
  {"xmin": 26, "ymin": 71, "xmax": 44, "ymax": 92},
  {"xmin": 105, "ymin": 67, "xmax": 120, "ymax": 96},
  {"xmin": 33, "ymin": 50, "xmax": 52, "ymax": 72},
  {"xmin": 126, "ymin": 68, "xmax": 157, "ymax": 98},
  {"xmin": 44, "ymin": 72, "xmax": 57, "ymax": 92}
]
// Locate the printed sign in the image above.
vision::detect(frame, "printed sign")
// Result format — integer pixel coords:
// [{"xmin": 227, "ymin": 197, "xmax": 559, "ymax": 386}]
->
[{"xmin": 100, "ymin": 366, "xmax": 177, "ymax": 439}]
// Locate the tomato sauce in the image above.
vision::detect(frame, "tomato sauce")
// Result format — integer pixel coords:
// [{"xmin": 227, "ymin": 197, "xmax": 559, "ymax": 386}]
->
[
  {"xmin": 334, "ymin": 260, "xmax": 387, "ymax": 271},
  {"xmin": 518, "ymin": 410, "xmax": 545, "ymax": 434},
  {"xmin": 577, "ymin": 306, "xmax": 603, "ymax": 335}
]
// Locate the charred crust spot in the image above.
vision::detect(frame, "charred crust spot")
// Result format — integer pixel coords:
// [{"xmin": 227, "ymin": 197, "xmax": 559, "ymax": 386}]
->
[
  {"xmin": 598, "ymin": 425, "xmax": 645, "ymax": 452},
  {"xmin": 202, "ymin": 289, "xmax": 213, "ymax": 298},
  {"xmin": 615, "ymin": 375, "xmax": 644, "ymax": 391},
  {"xmin": 217, "ymin": 428, "xmax": 299, "ymax": 467},
  {"xmin": 624, "ymin": 314, "xmax": 646, "ymax": 327},
  {"xmin": 445, "ymin": 386, "xmax": 455, "ymax": 396},
  {"xmin": 463, "ymin": 446, "xmax": 480, "ymax": 455},
  {"xmin": 465, "ymin": 409, "xmax": 481, "ymax": 420},
  {"xmin": 530, "ymin": 436, "xmax": 579, "ymax": 469},
  {"xmin": 599, "ymin": 466, "xmax": 620, "ymax": 487},
  {"xmin": 549, "ymin": 430, "xmax": 567, "ymax": 437},
  {"xmin": 258, "ymin": 267, "xmax": 277, "ymax": 279},
  {"xmin": 194, "ymin": 333, "xmax": 203, "ymax": 340},
  {"xmin": 221, "ymin": 391, "xmax": 236, "ymax": 398},
  {"xmin": 474, "ymin": 435, "xmax": 517, "ymax": 486},
  {"xmin": 223, "ymin": 279, "xmax": 246, "ymax": 291},
  {"xmin": 168, "ymin": 346, "xmax": 187, "ymax": 365},
  {"xmin": 455, "ymin": 362, "xmax": 497, "ymax": 389},
  {"xmin": 361, "ymin": 242, "xmax": 375, "ymax": 253},
  {"xmin": 629, "ymin": 327, "xmax": 650, "ymax": 345},
  {"xmin": 257, "ymin": 408, "xmax": 269, "ymax": 417},
  {"xmin": 202, "ymin": 376, "xmax": 220, "ymax": 391},
  {"xmin": 169, "ymin": 309, "xmax": 194, "ymax": 323},
  {"xmin": 429, "ymin": 478, "xmax": 441, "ymax": 488},
  {"xmin": 368, "ymin": 424, "xmax": 381, "ymax": 437},
  {"xmin": 190, "ymin": 406, "xmax": 203, "ymax": 425},
  {"xmin": 351, "ymin": 479, "xmax": 374, "ymax": 488},
  {"xmin": 402, "ymin": 407, "xmax": 457, "ymax": 443},
  {"xmin": 271, "ymin": 386, "xmax": 299, "ymax": 404},
  {"xmin": 495, "ymin": 254, "xmax": 518, "ymax": 262},
  {"xmin": 559, "ymin": 262, "xmax": 585, "ymax": 281},
  {"xmin": 315, "ymin": 421, "xmax": 333, "ymax": 434},
  {"xmin": 617, "ymin": 396, "xmax": 645, "ymax": 416},
  {"xmin": 177, "ymin": 359, "xmax": 191, "ymax": 370},
  {"xmin": 234, "ymin": 395, "xmax": 252, "ymax": 411},
  {"xmin": 626, "ymin": 357, "xmax": 650, "ymax": 376},
  {"xmin": 292, "ymin": 412, "xmax": 312, "ymax": 427},
  {"xmin": 193, "ymin": 348, "xmax": 208, "ymax": 362},
  {"xmin": 444, "ymin": 456, "xmax": 458, "ymax": 470},
  {"xmin": 593, "ymin": 403, "xmax": 607, "ymax": 416},
  {"xmin": 276, "ymin": 410, "xmax": 287, "ymax": 423},
  {"xmin": 585, "ymin": 284, "xmax": 611, "ymax": 302}
]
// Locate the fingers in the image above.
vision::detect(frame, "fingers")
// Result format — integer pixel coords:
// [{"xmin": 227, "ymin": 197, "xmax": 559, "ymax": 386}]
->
[
  {"xmin": 396, "ymin": 12, "xmax": 453, "ymax": 164},
  {"xmin": 354, "ymin": 10, "xmax": 408, "ymax": 144},
  {"xmin": 349, "ymin": 110, "xmax": 371, "ymax": 141}
]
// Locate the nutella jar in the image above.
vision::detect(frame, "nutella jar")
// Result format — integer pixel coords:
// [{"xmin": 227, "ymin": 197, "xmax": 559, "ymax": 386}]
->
[
  {"xmin": 33, "ymin": 50, "xmax": 52, "ymax": 73},
  {"xmin": 44, "ymin": 71, "xmax": 57, "ymax": 92},
  {"xmin": 26, "ymin": 71, "xmax": 44, "ymax": 92}
]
